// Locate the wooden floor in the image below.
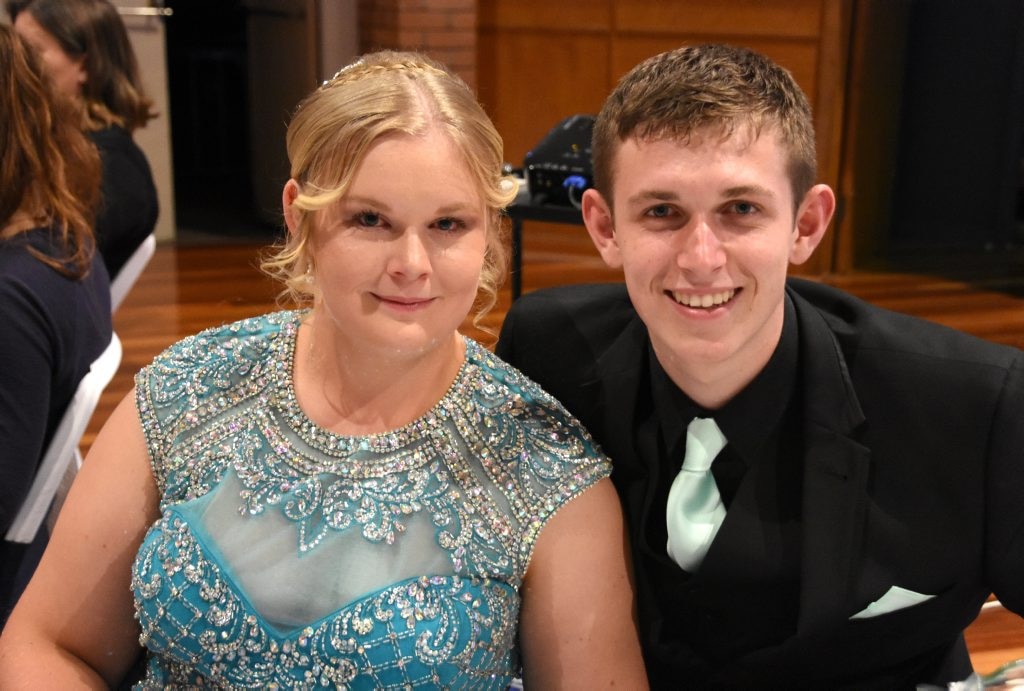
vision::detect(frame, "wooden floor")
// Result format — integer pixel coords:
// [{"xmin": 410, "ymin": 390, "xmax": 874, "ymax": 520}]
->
[{"xmin": 89, "ymin": 224, "xmax": 1024, "ymax": 676}]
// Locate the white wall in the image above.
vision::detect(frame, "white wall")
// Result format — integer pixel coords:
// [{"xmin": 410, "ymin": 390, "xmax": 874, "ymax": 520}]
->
[{"xmin": 111, "ymin": 1, "xmax": 176, "ymax": 243}]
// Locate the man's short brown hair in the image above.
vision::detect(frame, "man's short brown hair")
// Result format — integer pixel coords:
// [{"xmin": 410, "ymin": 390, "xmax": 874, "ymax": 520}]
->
[{"xmin": 591, "ymin": 43, "xmax": 817, "ymax": 208}]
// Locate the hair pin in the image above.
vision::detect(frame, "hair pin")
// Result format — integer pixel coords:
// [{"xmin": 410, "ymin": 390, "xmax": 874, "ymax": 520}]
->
[{"xmin": 321, "ymin": 59, "xmax": 365, "ymax": 88}]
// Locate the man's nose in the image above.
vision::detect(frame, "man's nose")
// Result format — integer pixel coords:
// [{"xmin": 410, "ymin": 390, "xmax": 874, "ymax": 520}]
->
[{"xmin": 676, "ymin": 218, "xmax": 725, "ymax": 275}]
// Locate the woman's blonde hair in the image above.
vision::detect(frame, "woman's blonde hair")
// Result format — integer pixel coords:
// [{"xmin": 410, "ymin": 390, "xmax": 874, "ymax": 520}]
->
[{"xmin": 261, "ymin": 50, "xmax": 516, "ymax": 329}]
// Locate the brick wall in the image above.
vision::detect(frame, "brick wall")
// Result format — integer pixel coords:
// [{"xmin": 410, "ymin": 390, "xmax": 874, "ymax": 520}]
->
[{"xmin": 358, "ymin": 0, "xmax": 477, "ymax": 88}]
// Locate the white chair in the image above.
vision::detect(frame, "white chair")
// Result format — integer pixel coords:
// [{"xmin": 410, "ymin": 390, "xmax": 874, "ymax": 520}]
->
[
  {"xmin": 110, "ymin": 233, "xmax": 156, "ymax": 312},
  {"xmin": 5, "ymin": 333, "xmax": 122, "ymax": 543}
]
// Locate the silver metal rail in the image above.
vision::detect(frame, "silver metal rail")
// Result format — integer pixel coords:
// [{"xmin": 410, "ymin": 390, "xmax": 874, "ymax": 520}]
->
[{"xmin": 116, "ymin": 6, "xmax": 173, "ymax": 17}]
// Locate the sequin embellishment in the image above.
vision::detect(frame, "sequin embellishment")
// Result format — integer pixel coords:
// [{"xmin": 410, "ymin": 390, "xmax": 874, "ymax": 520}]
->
[{"xmin": 131, "ymin": 312, "xmax": 609, "ymax": 688}]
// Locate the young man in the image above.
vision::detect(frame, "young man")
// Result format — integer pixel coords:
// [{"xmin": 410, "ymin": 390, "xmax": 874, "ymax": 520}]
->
[{"xmin": 497, "ymin": 43, "xmax": 1024, "ymax": 687}]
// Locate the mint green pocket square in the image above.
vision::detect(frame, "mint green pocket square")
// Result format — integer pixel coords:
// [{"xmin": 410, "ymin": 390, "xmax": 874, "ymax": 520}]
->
[{"xmin": 850, "ymin": 585, "xmax": 936, "ymax": 619}]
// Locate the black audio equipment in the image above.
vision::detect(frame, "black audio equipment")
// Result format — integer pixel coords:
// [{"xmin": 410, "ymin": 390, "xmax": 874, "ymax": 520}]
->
[{"xmin": 523, "ymin": 114, "xmax": 594, "ymax": 208}]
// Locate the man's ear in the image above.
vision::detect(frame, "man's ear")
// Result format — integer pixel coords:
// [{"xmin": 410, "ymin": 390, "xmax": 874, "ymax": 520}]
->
[
  {"xmin": 282, "ymin": 178, "xmax": 301, "ymax": 236},
  {"xmin": 581, "ymin": 188, "xmax": 622, "ymax": 269},
  {"xmin": 790, "ymin": 183, "xmax": 836, "ymax": 265}
]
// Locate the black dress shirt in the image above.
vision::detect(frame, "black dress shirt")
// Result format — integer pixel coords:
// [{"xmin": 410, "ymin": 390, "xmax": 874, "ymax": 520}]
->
[{"xmin": 645, "ymin": 295, "xmax": 806, "ymax": 662}]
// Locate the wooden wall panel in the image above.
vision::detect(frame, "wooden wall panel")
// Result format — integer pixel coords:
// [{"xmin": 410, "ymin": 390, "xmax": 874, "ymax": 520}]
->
[
  {"xmin": 613, "ymin": 0, "xmax": 822, "ymax": 38},
  {"xmin": 477, "ymin": 32, "xmax": 611, "ymax": 165},
  {"xmin": 478, "ymin": 0, "xmax": 611, "ymax": 32},
  {"xmin": 477, "ymin": 0, "xmax": 855, "ymax": 276}
]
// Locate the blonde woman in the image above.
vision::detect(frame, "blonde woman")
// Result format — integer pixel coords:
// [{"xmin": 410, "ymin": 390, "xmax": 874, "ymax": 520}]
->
[{"xmin": 0, "ymin": 51, "xmax": 647, "ymax": 689}]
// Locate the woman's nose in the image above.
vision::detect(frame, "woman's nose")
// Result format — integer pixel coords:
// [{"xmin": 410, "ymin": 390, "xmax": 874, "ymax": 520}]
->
[{"xmin": 388, "ymin": 228, "xmax": 431, "ymax": 278}]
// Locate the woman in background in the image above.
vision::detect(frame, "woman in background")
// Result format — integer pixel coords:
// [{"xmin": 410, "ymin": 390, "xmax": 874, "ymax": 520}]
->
[
  {"xmin": 0, "ymin": 51, "xmax": 647, "ymax": 688},
  {"xmin": 0, "ymin": 24, "xmax": 111, "ymax": 628},
  {"xmin": 8, "ymin": 0, "xmax": 158, "ymax": 280}
]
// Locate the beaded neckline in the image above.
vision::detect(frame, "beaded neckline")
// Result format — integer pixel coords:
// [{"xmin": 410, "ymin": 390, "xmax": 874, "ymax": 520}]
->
[{"xmin": 270, "ymin": 312, "xmax": 475, "ymax": 461}]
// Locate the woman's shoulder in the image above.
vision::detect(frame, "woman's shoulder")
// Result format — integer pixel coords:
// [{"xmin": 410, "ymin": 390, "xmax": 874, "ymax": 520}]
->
[
  {"xmin": 138, "ymin": 310, "xmax": 300, "ymax": 409},
  {"xmin": 461, "ymin": 339, "xmax": 611, "ymax": 576},
  {"xmin": 89, "ymin": 125, "xmax": 152, "ymax": 171},
  {"xmin": 87, "ymin": 125, "xmax": 131, "ymax": 149},
  {"xmin": 0, "ymin": 228, "xmax": 110, "ymax": 309},
  {"xmin": 0, "ymin": 227, "xmax": 61, "ymax": 268},
  {"xmin": 135, "ymin": 311, "xmax": 301, "ymax": 470},
  {"xmin": 463, "ymin": 338, "xmax": 609, "ymax": 475},
  {"xmin": 465, "ymin": 339, "xmax": 584, "ymax": 421},
  {"xmin": 148, "ymin": 310, "xmax": 299, "ymax": 373}
]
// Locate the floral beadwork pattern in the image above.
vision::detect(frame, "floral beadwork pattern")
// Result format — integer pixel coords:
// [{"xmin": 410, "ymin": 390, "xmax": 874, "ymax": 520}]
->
[
  {"xmin": 131, "ymin": 312, "xmax": 610, "ymax": 688},
  {"xmin": 134, "ymin": 515, "xmax": 516, "ymax": 689}
]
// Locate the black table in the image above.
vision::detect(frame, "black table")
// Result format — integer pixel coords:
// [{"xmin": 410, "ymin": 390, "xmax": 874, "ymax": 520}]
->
[{"xmin": 505, "ymin": 203, "xmax": 585, "ymax": 300}]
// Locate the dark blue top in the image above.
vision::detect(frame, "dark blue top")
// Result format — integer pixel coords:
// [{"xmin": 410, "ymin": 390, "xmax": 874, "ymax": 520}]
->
[
  {"xmin": 0, "ymin": 227, "xmax": 111, "ymax": 624},
  {"xmin": 89, "ymin": 126, "xmax": 158, "ymax": 279}
]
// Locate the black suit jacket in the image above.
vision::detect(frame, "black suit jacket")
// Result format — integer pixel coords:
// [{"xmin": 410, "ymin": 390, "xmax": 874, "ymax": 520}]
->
[{"xmin": 496, "ymin": 279, "xmax": 1024, "ymax": 688}]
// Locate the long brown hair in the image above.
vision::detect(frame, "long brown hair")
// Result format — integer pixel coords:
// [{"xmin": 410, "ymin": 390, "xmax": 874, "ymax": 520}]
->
[
  {"xmin": 0, "ymin": 23, "xmax": 101, "ymax": 278},
  {"xmin": 6, "ymin": 0, "xmax": 156, "ymax": 132}
]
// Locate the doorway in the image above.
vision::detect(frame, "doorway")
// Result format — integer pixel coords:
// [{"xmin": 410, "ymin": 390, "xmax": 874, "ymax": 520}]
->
[
  {"xmin": 889, "ymin": 0, "xmax": 1024, "ymax": 253},
  {"xmin": 164, "ymin": 0, "xmax": 318, "ymax": 244},
  {"xmin": 166, "ymin": 1, "xmax": 259, "ymax": 242}
]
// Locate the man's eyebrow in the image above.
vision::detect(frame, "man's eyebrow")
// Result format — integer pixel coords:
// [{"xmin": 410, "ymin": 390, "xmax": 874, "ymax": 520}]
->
[
  {"xmin": 625, "ymin": 186, "xmax": 778, "ymax": 205},
  {"xmin": 625, "ymin": 190, "xmax": 680, "ymax": 205},
  {"xmin": 722, "ymin": 184, "xmax": 775, "ymax": 199}
]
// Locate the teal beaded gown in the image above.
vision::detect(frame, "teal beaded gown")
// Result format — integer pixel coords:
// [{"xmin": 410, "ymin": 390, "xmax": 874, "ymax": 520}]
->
[{"xmin": 130, "ymin": 312, "xmax": 610, "ymax": 689}]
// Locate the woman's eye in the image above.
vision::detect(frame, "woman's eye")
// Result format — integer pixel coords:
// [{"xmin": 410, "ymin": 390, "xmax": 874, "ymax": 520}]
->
[
  {"xmin": 434, "ymin": 217, "xmax": 466, "ymax": 232},
  {"xmin": 355, "ymin": 211, "xmax": 382, "ymax": 227}
]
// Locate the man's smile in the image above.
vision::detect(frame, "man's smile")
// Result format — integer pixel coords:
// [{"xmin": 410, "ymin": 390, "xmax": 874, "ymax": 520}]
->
[{"xmin": 669, "ymin": 288, "xmax": 738, "ymax": 309}]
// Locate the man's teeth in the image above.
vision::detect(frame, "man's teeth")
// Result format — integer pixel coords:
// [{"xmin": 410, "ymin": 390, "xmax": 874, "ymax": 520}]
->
[{"xmin": 672, "ymin": 289, "xmax": 736, "ymax": 308}]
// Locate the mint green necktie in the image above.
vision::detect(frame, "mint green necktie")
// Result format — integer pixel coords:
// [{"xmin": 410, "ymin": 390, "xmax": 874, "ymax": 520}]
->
[{"xmin": 666, "ymin": 417, "xmax": 728, "ymax": 572}]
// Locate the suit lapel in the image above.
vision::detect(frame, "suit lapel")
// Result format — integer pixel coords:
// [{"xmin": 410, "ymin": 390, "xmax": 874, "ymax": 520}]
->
[
  {"xmin": 590, "ymin": 313, "xmax": 649, "ymax": 465},
  {"xmin": 588, "ymin": 316, "xmax": 661, "ymax": 548},
  {"xmin": 791, "ymin": 289, "xmax": 873, "ymax": 635}
]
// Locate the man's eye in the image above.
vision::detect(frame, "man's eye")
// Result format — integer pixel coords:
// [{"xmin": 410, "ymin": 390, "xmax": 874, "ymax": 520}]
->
[
  {"xmin": 731, "ymin": 202, "xmax": 757, "ymax": 215},
  {"xmin": 646, "ymin": 204, "xmax": 674, "ymax": 218}
]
